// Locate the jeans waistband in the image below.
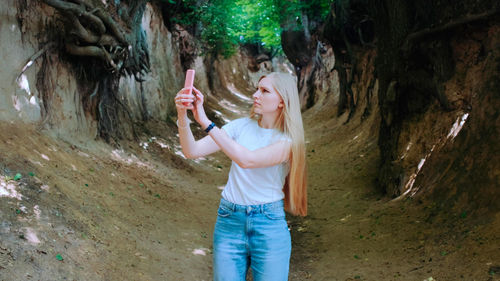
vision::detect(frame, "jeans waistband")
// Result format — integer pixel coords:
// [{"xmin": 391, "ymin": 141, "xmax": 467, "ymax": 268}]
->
[{"xmin": 220, "ymin": 197, "xmax": 284, "ymax": 214}]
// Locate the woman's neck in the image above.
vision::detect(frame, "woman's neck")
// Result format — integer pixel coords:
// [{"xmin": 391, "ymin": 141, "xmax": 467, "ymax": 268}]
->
[{"xmin": 259, "ymin": 112, "xmax": 279, "ymax": 129}]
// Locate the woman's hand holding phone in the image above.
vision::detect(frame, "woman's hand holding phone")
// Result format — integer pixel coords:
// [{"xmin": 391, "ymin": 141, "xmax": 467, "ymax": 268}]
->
[{"xmin": 191, "ymin": 87, "xmax": 211, "ymax": 129}]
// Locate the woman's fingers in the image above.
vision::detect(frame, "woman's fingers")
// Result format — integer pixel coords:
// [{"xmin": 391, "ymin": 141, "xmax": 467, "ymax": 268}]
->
[
  {"xmin": 175, "ymin": 96, "xmax": 194, "ymax": 103},
  {"xmin": 192, "ymin": 87, "xmax": 204, "ymax": 103},
  {"xmin": 175, "ymin": 87, "xmax": 198, "ymax": 110},
  {"xmin": 176, "ymin": 98, "xmax": 194, "ymax": 104}
]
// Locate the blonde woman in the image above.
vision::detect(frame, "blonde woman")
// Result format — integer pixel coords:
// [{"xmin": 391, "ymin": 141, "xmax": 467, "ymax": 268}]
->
[{"xmin": 175, "ymin": 72, "xmax": 307, "ymax": 281}]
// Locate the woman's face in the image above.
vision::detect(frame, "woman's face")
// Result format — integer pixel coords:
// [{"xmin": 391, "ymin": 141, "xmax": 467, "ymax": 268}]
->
[{"xmin": 252, "ymin": 77, "xmax": 283, "ymax": 115}]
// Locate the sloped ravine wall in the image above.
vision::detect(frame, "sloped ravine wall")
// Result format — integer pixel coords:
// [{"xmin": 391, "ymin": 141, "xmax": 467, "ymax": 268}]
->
[
  {"xmin": 370, "ymin": 0, "xmax": 500, "ymax": 215},
  {"xmin": 2, "ymin": 1, "xmax": 274, "ymax": 146},
  {"xmin": 3, "ymin": 0, "xmax": 185, "ymax": 143},
  {"xmin": 281, "ymin": 0, "xmax": 499, "ymax": 218}
]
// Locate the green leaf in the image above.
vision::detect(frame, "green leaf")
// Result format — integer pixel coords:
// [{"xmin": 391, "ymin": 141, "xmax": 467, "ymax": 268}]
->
[
  {"xmin": 154, "ymin": 194, "xmax": 161, "ymax": 198},
  {"xmin": 15, "ymin": 209, "xmax": 21, "ymax": 214},
  {"xmin": 460, "ymin": 211, "xmax": 467, "ymax": 219},
  {"xmin": 56, "ymin": 254, "xmax": 63, "ymax": 261},
  {"xmin": 29, "ymin": 172, "xmax": 35, "ymax": 177},
  {"xmin": 354, "ymin": 255, "xmax": 360, "ymax": 259},
  {"xmin": 440, "ymin": 251, "xmax": 447, "ymax": 256},
  {"xmin": 84, "ymin": 184, "xmax": 89, "ymax": 187},
  {"xmin": 14, "ymin": 173, "xmax": 22, "ymax": 181}
]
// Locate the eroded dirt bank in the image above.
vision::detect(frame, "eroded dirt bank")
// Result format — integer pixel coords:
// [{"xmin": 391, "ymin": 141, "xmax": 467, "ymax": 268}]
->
[{"xmin": 1, "ymin": 96, "xmax": 499, "ymax": 281}]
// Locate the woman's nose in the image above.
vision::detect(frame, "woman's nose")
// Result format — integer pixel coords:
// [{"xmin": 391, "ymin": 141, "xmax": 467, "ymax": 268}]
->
[{"xmin": 253, "ymin": 90, "xmax": 260, "ymax": 99}]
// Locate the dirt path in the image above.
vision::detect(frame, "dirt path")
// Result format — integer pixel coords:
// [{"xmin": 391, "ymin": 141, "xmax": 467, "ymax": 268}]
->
[
  {"xmin": 0, "ymin": 121, "xmax": 228, "ymax": 280},
  {"xmin": 1, "ymin": 109, "xmax": 499, "ymax": 280},
  {"xmin": 288, "ymin": 107, "xmax": 500, "ymax": 280}
]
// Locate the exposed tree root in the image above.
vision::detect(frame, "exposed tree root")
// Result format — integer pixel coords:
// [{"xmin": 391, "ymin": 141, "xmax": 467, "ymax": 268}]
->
[
  {"xmin": 41, "ymin": 0, "xmax": 149, "ymax": 80},
  {"xmin": 402, "ymin": 10, "xmax": 500, "ymax": 51},
  {"xmin": 16, "ymin": 42, "xmax": 56, "ymax": 82},
  {"xmin": 40, "ymin": 0, "xmax": 150, "ymax": 142}
]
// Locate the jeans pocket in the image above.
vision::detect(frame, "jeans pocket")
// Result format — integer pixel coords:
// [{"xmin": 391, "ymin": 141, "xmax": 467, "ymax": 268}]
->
[
  {"xmin": 217, "ymin": 205, "xmax": 233, "ymax": 217},
  {"xmin": 263, "ymin": 208, "xmax": 285, "ymax": 220}
]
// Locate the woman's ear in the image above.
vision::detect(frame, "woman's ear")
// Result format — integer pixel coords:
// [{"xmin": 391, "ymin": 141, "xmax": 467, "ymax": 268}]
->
[{"xmin": 278, "ymin": 100, "xmax": 284, "ymax": 108}]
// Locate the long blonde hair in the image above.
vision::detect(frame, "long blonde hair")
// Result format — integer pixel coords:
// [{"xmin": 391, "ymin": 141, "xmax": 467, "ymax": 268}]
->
[{"xmin": 250, "ymin": 72, "xmax": 307, "ymax": 216}]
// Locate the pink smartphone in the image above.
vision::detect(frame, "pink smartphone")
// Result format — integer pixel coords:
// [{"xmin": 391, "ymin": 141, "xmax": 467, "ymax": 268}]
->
[{"xmin": 183, "ymin": 69, "xmax": 195, "ymax": 106}]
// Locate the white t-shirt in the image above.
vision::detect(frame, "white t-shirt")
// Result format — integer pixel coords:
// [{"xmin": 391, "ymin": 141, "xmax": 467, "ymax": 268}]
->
[{"xmin": 221, "ymin": 117, "xmax": 291, "ymax": 205}]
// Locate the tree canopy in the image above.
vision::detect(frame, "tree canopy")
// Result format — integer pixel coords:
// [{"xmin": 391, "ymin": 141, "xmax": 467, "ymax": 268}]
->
[{"xmin": 165, "ymin": 0, "xmax": 334, "ymax": 57}]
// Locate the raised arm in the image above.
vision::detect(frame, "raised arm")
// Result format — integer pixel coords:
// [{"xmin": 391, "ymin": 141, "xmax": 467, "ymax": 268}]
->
[
  {"xmin": 207, "ymin": 126, "xmax": 290, "ymax": 168},
  {"xmin": 191, "ymin": 88, "xmax": 291, "ymax": 168},
  {"xmin": 175, "ymin": 88, "xmax": 220, "ymax": 159}
]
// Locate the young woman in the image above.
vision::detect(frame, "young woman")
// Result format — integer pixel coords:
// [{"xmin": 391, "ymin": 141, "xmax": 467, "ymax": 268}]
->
[{"xmin": 174, "ymin": 72, "xmax": 307, "ymax": 281}]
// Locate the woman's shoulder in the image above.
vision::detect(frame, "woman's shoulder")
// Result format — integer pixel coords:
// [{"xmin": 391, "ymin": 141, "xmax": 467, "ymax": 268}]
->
[
  {"xmin": 221, "ymin": 117, "xmax": 254, "ymax": 138},
  {"xmin": 233, "ymin": 117, "xmax": 253, "ymax": 124},
  {"xmin": 223, "ymin": 117, "xmax": 253, "ymax": 127}
]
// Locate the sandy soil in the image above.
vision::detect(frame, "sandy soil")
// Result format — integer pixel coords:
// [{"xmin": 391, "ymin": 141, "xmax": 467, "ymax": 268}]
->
[{"xmin": 1, "ymin": 106, "xmax": 499, "ymax": 281}]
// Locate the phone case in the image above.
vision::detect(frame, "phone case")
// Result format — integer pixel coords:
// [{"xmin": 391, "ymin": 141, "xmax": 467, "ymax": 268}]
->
[{"xmin": 183, "ymin": 69, "xmax": 195, "ymax": 106}]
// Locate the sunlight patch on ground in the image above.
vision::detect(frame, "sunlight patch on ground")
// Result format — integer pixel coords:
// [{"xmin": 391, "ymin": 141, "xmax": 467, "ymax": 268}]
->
[
  {"xmin": 154, "ymin": 138, "xmax": 169, "ymax": 149},
  {"xmin": 217, "ymin": 185, "xmax": 225, "ymax": 190},
  {"xmin": 110, "ymin": 149, "xmax": 153, "ymax": 170},
  {"xmin": 156, "ymin": 141, "xmax": 169, "ymax": 148},
  {"xmin": 29, "ymin": 159, "xmax": 43, "ymax": 167},
  {"xmin": 447, "ymin": 113, "xmax": 469, "ymax": 140},
  {"xmin": 78, "ymin": 151, "xmax": 90, "ymax": 158},
  {"xmin": 140, "ymin": 136, "xmax": 171, "ymax": 150},
  {"xmin": 192, "ymin": 248, "xmax": 210, "ymax": 256},
  {"xmin": 34, "ymin": 150, "xmax": 50, "ymax": 161},
  {"xmin": 48, "ymin": 146, "xmax": 58, "ymax": 152},
  {"xmin": 140, "ymin": 141, "xmax": 149, "ymax": 150},
  {"xmin": 34, "ymin": 205, "xmax": 41, "ymax": 220},
  {"xmin": 340, "ymin": 214, "xmax": 351, "ymax": 222},
  {"xmin": 173, "ymin": 144, "xmax": 187, "ymax": 159},
  {"xmin": 135, "ymin": 252, "xmax": 147, "ymax": 260},
  {"xmin": 0, "ymin": 176, "xmax": 23, "ymax": 200},
  {"xmin": 24, "ymin": 227, "xmax": 41, "ymax": 245}
]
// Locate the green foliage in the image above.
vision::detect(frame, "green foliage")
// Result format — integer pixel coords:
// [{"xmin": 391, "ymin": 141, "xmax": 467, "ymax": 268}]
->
[
  {"xmin": 165, "ymin": 0, "xmax": 334, "ymax": 57},
  {"xmin": 235, "ymin": 0, "xmax": 282, "ymax": 49},
  {"xmin": 199, "ymin": 0, "xmax": 241, "ymax": 58}
]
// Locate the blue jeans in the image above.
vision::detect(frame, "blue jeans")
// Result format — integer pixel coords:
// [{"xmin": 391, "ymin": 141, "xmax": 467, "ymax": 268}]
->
[{"xmin": 213, "ymin": 198, "xmax": 291, "ymax": 281}]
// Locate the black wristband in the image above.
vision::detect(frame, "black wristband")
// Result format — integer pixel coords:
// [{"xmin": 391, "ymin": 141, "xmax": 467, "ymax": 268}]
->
[{"xmin": 204, "ymin": 122, "xmax": 216, "ymax": 133}]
